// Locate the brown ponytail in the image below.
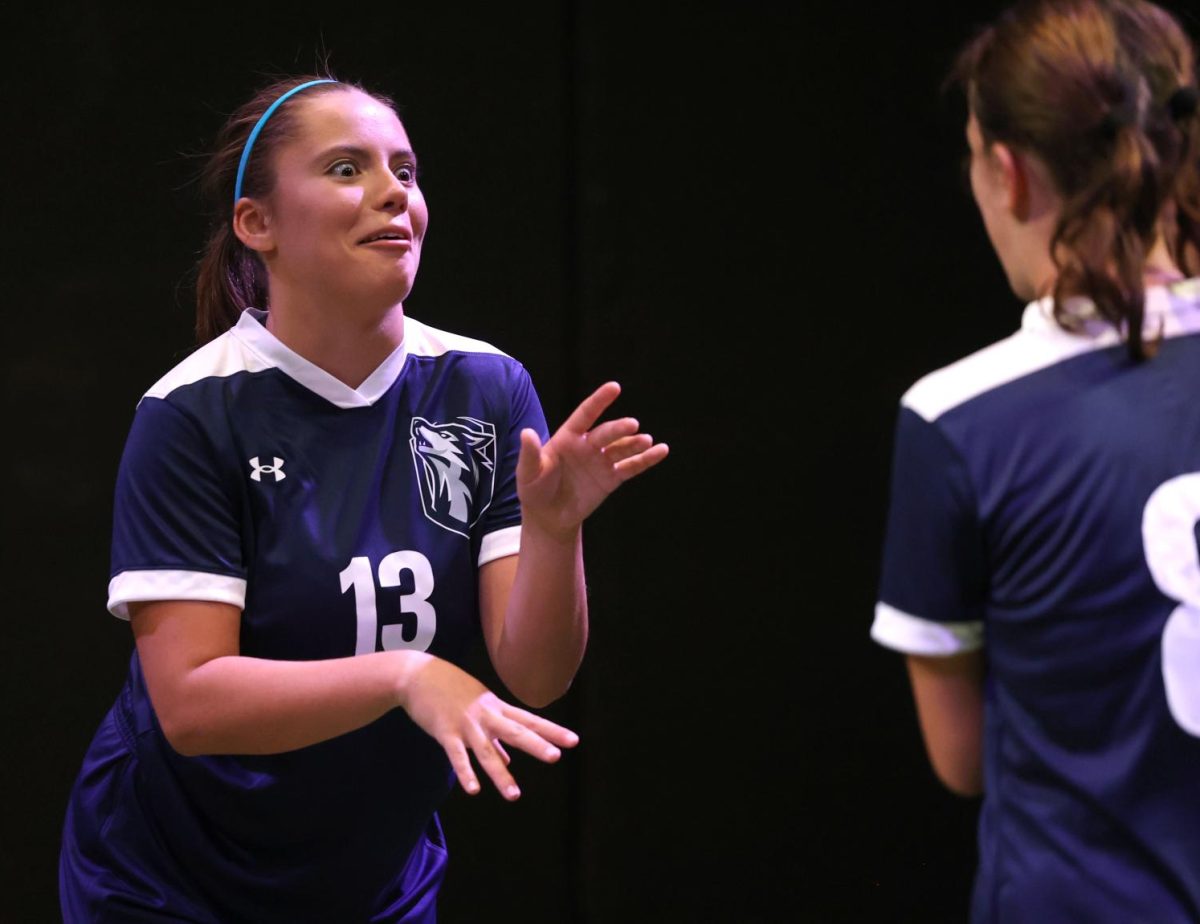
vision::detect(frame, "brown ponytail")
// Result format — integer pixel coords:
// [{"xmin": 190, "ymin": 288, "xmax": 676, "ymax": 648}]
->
[
  {"xmin": 1050, "ymin": 78, "xmax": 1160, "ymax": 360},
  {"xmin": 953, "ymin": 0, "xmax": 1200, "ymax": 361},
  {"xmin": 195, "ymin": 211, "xmax": 267, "ymax": 344},
  {"xmin": 1113, "ymin": 0, "xmax": 1200, "ymax": 279},
  {"xmin": 1174, "ymin": 102, "xmax": 1200, "ymax": 275}
]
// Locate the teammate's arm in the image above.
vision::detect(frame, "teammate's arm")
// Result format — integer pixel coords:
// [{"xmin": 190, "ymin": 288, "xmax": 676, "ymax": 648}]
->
[
  {"xmin": 905, "ymin": 651, "xmax": 985, "ymax": 797},
  {"xmin": 131, "ymin": 599, "xmax": 576, "ymax": 798}
]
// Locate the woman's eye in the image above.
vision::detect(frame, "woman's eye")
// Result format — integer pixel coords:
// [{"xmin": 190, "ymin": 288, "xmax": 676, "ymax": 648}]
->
[
  {"xmin": 395, "ymin": 165, "xmax": 417, "ymax": 184},
  {"xmin": 330, "ymin": 162, "xmax": 358, "ymax": 178}
]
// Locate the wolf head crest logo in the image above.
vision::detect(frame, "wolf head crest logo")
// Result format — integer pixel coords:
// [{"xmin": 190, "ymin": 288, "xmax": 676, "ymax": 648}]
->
[{"xmin": 409, "ymin": 416, "xmax": 497, "ymax": 536}]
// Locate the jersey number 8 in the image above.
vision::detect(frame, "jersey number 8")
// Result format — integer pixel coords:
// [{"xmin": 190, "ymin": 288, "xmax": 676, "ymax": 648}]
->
[{"xmin": 1142, "ymin": 473, "xmax": 1200, "ymax": 737}]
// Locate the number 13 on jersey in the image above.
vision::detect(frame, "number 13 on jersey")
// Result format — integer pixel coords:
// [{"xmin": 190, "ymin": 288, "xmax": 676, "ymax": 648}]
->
[{"xmin": 339, "ymin": 552, "xmax": 437, "ymax": 655}]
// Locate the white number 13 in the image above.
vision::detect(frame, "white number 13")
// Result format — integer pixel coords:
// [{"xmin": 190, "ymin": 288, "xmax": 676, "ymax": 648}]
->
[
  {"xmin": 1142, "ymin": 473, "xmax": 1200, "ymax": 736},
  {"xmin": 339, "ymin": 551, "xmax": 437, "ymax": 655}
]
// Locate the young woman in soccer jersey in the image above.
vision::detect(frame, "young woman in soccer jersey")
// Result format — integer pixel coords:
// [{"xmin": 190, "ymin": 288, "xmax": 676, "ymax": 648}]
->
[
  {"xmin": 873, "ymin": 1, "xmax": 1200, "ymax": 920},
  {"xmin": 59, "ymin": 77, "xmax": 668, "ymax": 922}
]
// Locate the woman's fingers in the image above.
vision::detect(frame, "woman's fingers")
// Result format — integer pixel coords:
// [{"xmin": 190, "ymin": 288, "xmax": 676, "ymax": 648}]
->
[
  {"xmin": 444, "ymin": 737, "xmax": 481, "ymax": 796},
  {"xmin": 500, "ymin": 703, "xmax": 580, "ymax": 749},
  {"xmin": 561, "ymin": 382, "xmax": 622, "ymax": 435},
  {"xmin": 613, "ymin": 442, "xmax": 670, "ymax": 480},
  {"xmin": 586, "ymin": 417, "xmax": 641, "ymax": 448},
  {"xmin": 514, "ymin": 428, "xmax": 545, "ymax": 485},
  {"xmin": 487, "ymin": 715, "xmax": 567, "ymax": 764},
  {"xmin": 466, "ymin": 725, "xmax": 522, "ymax": 800},
  {"xmin": 460, "ymin": 709, "xmax": 580, "ymax": 800},
  {"xmin": 602, "ymin": 434, "xmax": 654, "ymax": 464},
  {"xmin": 415, "ymin": 664, "xmax": 579, "ymax": 801}
]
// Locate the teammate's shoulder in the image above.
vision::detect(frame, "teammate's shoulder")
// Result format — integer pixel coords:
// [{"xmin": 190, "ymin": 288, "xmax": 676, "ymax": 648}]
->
[
  {"xmin": 405, "ymin": 317, "xmax": 511, "ymax": 360},
  {"xmin": 901, "ymin": 297, "xmax": 1121, "ymax": 422},
  {"xmin": 143, "ymin": 324, "xmax": 269, "ymax": 402}
]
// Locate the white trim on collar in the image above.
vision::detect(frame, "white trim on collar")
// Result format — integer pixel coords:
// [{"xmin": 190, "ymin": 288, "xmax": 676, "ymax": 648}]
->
[
  {"xmin": 902, "ymin": 278, "xmax": 1200, "ymax": 423},
  {"xmin": 231, "ymin": 308, "xmax": 411, "ymax": 409},
  {"xmin": 1021, "ymin": 277, "xmax": 1200, "ymax": 339}
]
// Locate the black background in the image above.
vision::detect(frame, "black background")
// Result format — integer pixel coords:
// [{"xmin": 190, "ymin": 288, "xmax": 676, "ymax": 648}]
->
[{"xmin": 8, "ymin": 2, "xmax": 1193, "ymax": 921}]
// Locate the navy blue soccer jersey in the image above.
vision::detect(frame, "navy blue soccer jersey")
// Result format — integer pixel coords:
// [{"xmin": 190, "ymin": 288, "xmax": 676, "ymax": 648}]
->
[
  {"xmin": 60, "ymin": 309, "xmax": 549, "ymax": 922},
  {"xmin": 874, "ymin": 280, "xmax": 1200, "ymax": 923}
]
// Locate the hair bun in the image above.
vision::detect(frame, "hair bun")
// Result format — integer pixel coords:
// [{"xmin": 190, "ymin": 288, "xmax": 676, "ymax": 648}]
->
[
  {"xmin": 1099, "ymin": 78, "xmax": 1142, "ymax": 140},
  {"xmin": 1100, "ymin": 101, "xmax": 1136, "ymax": 140}
]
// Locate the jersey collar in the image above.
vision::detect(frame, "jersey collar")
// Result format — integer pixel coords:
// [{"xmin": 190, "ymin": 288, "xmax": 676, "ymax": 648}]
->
[
  {"xmin": 230, "ymin": 308, "xmax": 412, "ymax": 408},
  {"xmin": 1021, "ymin": 277, "xmax": 1200, "ymax": 341}
]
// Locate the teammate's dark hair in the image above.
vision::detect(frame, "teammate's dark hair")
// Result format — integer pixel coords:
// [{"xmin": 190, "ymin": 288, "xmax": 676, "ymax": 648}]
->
[
  {"xmin": 952, "ymin": 0, "xmax": 1200, "ymax": 361},
  {"xmin": 194, "ymin": 74, "xmax": 399, "ymax": 345}
]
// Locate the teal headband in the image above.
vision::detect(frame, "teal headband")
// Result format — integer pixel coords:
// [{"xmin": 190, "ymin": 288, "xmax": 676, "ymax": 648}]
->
[{"xmin": 233, "ymin": 79, "xmax": 338, "ymax": 205}]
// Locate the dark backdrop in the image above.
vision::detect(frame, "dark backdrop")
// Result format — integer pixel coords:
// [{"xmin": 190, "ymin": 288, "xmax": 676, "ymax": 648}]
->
[{"xmin": 12, "ymin": 1, "xmax": 1187, "ymax": 921}]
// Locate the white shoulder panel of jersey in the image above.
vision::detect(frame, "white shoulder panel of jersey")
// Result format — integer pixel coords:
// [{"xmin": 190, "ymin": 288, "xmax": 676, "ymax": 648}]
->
[
  {"xmin": 901, "ymin": 299, "xmax": 1121, "ymax": 423},
  {"xmin": 405, "ymin": 317, "xmax": 509, "ymax": 359},
  {"xmin": 902, "ymin": 280, "xmax": 1200, "ymax": 423},
  {"xmin": 143, "ymin": 327, "xmax": 270, "ymax": 402}
]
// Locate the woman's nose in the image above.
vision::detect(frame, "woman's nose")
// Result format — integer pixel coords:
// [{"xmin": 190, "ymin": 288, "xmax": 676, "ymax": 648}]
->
[{"xmin": 377, "ymin": 171, "xmax": 409, "ymax": 212}]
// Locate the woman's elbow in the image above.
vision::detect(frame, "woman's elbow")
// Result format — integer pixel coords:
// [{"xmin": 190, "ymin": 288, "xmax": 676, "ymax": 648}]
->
[
  {"xmin": 509, "ymin": 681, "xmax": 570, "ymax": 710},
  {"xmin": 494, "ymin": 652, "xmax": 581, "ymax": 708},
  {"xmin": 152, "ymin": 687, "xmax": 221, "ymax": 756},
  {"xmin": 158, "ymin": 713, "xmax": 207, "ymax": 757},
  {"xmin": 932, "ymin": 759, "xmax": 983, "ymax": 798},
  {"xmin": 503, "ymin": 670, "xmax": 575, "ymax": 709}
]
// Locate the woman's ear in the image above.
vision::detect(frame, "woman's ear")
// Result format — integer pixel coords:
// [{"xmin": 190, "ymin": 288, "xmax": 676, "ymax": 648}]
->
[
  {"xmin": 989, "ymin": 141, "xmax": 1032, "ymax": 221},
  {"xmin": 232, "ymin": 198, "xmax": 275, "ymax": 254}
]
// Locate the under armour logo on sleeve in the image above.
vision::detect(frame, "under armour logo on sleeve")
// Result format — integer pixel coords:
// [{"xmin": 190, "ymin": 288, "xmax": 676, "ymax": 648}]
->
[{"xmin": 249, "ymin": 456, "xmax": 286, "ymax": 482}]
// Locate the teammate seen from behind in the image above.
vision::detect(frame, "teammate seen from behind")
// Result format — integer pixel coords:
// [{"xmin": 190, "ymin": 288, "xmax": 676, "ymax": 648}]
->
[{"xmin": 873, "ymin": 1, "xmax": 1200, "ymax": 920}]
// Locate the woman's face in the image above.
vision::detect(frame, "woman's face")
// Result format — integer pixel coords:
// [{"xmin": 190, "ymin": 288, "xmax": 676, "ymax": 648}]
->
[
  {"xmin": 966, "ymin": 110, "xmax": 1042, "ymax": 301},
  {"xmin": 966, "ymin": 112, "xmax": 1015, "ymax": 286},
  {"xmin": 257, "ymin": 88, "xmax": 428, "ymax": 309}
]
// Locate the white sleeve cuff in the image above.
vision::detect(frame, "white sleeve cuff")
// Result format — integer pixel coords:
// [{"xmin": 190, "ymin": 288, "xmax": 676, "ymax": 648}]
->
[
  {"xmin": 871, "ymin": 602, "xmax": 984, "ymax": 655},
  {"xmin": 478, "ymin": 525, "xmax": 521, "ymax": 567},
  {"xmin": 107, "ymin": 570, "xmax": 248, "ymax": 620}
]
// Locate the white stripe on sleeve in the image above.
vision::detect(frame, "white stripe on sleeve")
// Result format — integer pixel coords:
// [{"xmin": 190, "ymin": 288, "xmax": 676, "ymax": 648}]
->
[
  {"xmin": 107, "ymin": 570, "xmax": 248, "ymax": 620},
  {"xmin": 478, "ymin": 525, "xmax": 522, "ymax": 567},
  {"xmin": 871, "ymin": 602, "xmax": 984, "ymax": 655}
]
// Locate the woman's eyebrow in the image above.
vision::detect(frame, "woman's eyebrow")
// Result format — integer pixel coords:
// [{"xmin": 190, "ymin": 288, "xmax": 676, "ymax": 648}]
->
[{"xmin": 312, "ymin": 144, "xmax": 418, "ymax": 164}]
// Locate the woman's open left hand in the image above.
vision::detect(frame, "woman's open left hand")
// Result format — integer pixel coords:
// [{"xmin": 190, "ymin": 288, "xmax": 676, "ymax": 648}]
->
[
  {"xmin": 516, "ymin": 382, "xmax": 669, "ymax": 540},
  {"xmin": 399, "ymin": 653, "xmax": 579, "ymax": 800}
]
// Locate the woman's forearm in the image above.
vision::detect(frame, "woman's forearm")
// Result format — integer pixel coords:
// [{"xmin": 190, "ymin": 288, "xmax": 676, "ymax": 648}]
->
[
  {"xmin": 906, "ymin": 652, "xmax": 985, "ymax": 797},
  {"xmin": 491, "ymin": 524, "xmax": 589, "ymax": 708},
  {"xmin": 160, "ymin": 649, "xmax": 423, "ymax": 757},
  {"xmin": 485, "ymin": 383, "xmax": 666, "ymax": 706}
]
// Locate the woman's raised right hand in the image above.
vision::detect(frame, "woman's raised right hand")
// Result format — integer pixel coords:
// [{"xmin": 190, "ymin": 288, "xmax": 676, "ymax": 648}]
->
[{"xmin": 394, "ymin": 652, "xmax": 579, "ymax": 800}]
